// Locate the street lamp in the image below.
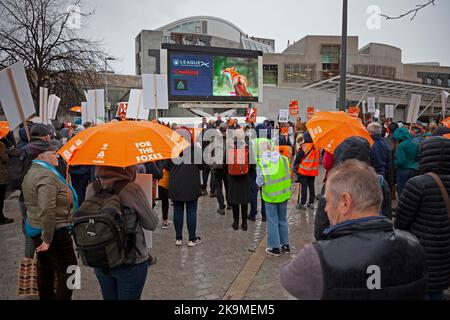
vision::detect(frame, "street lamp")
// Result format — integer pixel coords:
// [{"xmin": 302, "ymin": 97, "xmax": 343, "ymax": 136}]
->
[
  {"xmin": 339, "ymin": 0, "xmax": 348, "ymax": 111},
  {"xmin": 104, "ymin": 57, "xmax": 116, "ymax": 117}
]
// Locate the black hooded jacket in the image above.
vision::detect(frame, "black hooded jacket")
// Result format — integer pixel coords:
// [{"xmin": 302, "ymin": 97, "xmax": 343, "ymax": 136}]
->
[
  {"xmin": 395, "ymin": 137, "xmax": 450, "ymax": 292},
  {"xmin": 314, "ymin": 137, "xmax": 392, "ymax": 241}
]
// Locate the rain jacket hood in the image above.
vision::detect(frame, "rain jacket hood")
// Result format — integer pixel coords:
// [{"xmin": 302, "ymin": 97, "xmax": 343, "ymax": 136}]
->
[
  {"xmin": 95, "ymin": 166, "xmax": 136, "ymax": 190},
  {"xmin": 394, "ymin": 127, "xmax": 412, "ymax": 142}
]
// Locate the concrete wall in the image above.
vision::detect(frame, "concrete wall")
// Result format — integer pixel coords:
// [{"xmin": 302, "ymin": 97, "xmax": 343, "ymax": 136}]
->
[
  {"xmin": 357, "ymin": 43, "xmax": 403, "ymax": 77},
  {"xmin": 403, "ymin": 63, "xmax": 450, "ymax": 83},
  {"xmin": 258, "ymin": 86, "xmax": 337, "ymax": 120},
  {"xmin": 264, "ymin": 36, "xmax": 359, "ymax": 87},
  {"xmin": 136, "ymin": 30, "xmax": 164, "ymax": 75}
]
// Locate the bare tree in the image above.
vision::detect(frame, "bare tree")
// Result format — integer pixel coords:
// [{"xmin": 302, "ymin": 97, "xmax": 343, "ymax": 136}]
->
[
  {"xmin": 0, "ymin": 0, "xmax": 110, "ymax": 114},
  {"xmin": 380, "ymin": 0, "xmax": 436, "ymax": 21}
]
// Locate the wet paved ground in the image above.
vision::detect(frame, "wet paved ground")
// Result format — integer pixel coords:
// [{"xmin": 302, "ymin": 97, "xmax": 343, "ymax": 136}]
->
[
  {"xmin": 1, "ymin": 171, "xmax": 448, "ymax": 300},
  {"xmin": 0, "ymin": 177, "xmax": 317, "ymax": 300}
]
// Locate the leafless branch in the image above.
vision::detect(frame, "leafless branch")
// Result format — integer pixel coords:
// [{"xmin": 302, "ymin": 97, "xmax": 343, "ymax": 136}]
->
[
  {"xmin": 379, "ymin": 0, "xmax": 436, "ymax": 20},
  {"xmin": 0, "ymin": 0, "xmax": 111, "ymax": 114}
]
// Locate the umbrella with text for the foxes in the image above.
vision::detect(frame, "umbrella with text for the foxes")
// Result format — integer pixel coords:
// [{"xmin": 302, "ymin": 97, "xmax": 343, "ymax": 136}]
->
[{"xmin": 58, "ymin": 121, "xmax": 190, "ymax": 167}]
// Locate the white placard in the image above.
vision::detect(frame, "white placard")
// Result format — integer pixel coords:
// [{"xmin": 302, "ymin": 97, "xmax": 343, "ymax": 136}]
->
[
  {"xmin": 87, "ymin": 89, "xmax": 105, "ymax": 124},
  {"xmin": 0, "ymin": 61, "xmax": 36, "ymax": 131},
  {"xmin": 47, "ymin": 94, "xmax": 54, "ymax": 122},
  {"xmin": 127, "ymin": 89, "xmax": 149, "ymax": 120},
  {"xmin": 142, "ymin": 74, "xmax": 169, "ymax": 110},
  {"xmin": 278, "ymin": 109, "xmax": 289, "ymax": 123},
  {"xmin": 39, "ymin": 87, "xmax": 49, "ymax": 124},
  {"xmin": 81, "ymin": 102, "xmax": 88, "ymax": 124},
  {"xmin": 442, "ymin": 90, "xmax": 449, "ymax": 113},
  {"xmin": 374, "ymin": 109, "xmax": 380, "ymax": 119},
  {"xmin": 135, "ymin": 174, "xmax": 153, "ymax": 249},
  {"xmin": 385, "ymin": 105, "xmax": 394, "ymax": 119},
  {"xmin": 361, "ymin": 100, "xmax": 367, "ymax": 114},
  {"xmin": 47, "ymin": 94, "xmax": 61, "ymax": 120},
  {"xmin": 367, "ymin": 97, "xmax": 376, "ymax": 114},
  {"xmin": 406, "ymin": 94, "xmax": 422, "ymax": 124}
]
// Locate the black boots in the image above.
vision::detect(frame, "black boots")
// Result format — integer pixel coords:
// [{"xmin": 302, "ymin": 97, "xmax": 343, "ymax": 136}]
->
[
  {"xmin": 232, "ymin": 210, "xmax": 239, "ymax": 230},
  {"xmin": 231, "ymin": 207, "xmax": 248, "ymax": 231},
  {"xmin": 242, "ymin": 212, "xmax": 248, "ymax": 231}
]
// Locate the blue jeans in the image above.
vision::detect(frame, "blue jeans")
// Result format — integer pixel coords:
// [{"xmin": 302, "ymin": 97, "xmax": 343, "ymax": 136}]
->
[
  {"xmin": 396, "ymin": 168, "xmax": 417, "ymax": 197},
  {"xmin": 249, "ymin": 171, "xmax": 266, "ymax": 218},
  {"xmin": 173, "ymin": 200, "xmax": 198, "ymax": 241},
  {"xmin": 94, "ymin": 261, "xmax": 148, "ymax": 300},
  {"xmin": 265, "ymin": 201, "xmax": 289, "ymax": 249}
]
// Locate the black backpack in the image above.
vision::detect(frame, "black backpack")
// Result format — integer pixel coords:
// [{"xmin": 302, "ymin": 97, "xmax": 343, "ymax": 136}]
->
[
  {"xmin": 71, "ymin": 180, "xmax": 139, "ymax": 269},
  {"xmin": 6, "ymin": 147, "xmax": 32, "ymax": 191}
]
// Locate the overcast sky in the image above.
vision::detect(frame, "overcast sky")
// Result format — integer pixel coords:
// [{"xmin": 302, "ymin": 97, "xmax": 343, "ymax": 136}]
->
[{"xmin": 78, "ymin": 0, "xmax": 450, "ymax": 74}]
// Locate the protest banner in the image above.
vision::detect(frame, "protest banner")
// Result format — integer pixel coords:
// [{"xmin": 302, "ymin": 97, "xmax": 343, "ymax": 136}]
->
[
  {"xmin": 367, "ymin": 97, "xmax": 376, "ymax": 114},
  {"xmin": 142, "ymin": 74, "xmax": 169, "ymax": 120},
  {"xmin": 39, "ymin": 87, "xmax": 49, "ymax": 124},
  {"xmin": 385, "ymin": 105, "xmax": 394, "ymax": 119},
  {"xmin": 87, "ymin": 89, "xmax": 105, "ymax": 124},
  {"xmin": 278, "ymin": 109, "xmax": 289, "ymax": 123},
  {"xmin": 406, "ymin": 94, "xmax": 422, "ymax": 124},
  {"xmin": 307, "ymin": 106, "xmax": 315, "ymax": 121},
  {"xmin": 289, "ymin": 100, "xmax": 299, "ymax": 117},
  {"xmin": 0, "ymin": 61, "xmax": 36, "ymax": 140},
  {"xmin": 127, "ymin": 89, "xmax": 149, "ymax": 120},
  {"xmin": 246, "ymin": 108, "xmax": 257, "ymax": 123}
]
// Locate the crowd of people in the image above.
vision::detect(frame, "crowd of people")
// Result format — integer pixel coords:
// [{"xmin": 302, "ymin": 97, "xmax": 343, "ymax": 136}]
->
[{"xmin": 0, "ymin": 114, "xmax": 449, "ymax": 300}]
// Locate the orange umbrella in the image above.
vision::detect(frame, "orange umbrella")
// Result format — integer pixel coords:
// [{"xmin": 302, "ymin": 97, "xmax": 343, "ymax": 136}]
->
[
  {"xmin": 306, "ymin": 111, "xmax": 374, "ymax": 154},
  {"xmin": 0, "ymin": 121, "xmax": 9, "ymax": 139},
  {"xmin": 58, "ymin": 121, "xmax": 190, "ymax": 167},
  {"xmin": 70, "ymin": 106, "xmax": 82, "ymax": 113},
  {"xmin": 441, "ymin": 117, "xmax": 450, "ymax": 128}
]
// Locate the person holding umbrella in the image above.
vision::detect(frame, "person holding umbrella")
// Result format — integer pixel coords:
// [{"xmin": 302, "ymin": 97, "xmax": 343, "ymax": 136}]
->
[{"xmin": 57, "ymin": 121, "xmax": 189, "ymax": 299}]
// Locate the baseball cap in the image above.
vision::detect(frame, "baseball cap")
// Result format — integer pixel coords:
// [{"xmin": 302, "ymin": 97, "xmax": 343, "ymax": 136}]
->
[{"xmin": 30, "ymin": 123, "xmax": 51, "ymax": 137}]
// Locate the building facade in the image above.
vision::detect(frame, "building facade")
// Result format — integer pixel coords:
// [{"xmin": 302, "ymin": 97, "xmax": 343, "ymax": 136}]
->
[
  {"xmin": 135, "ymin": 16, "xmax": 274, "ymax": 75},
  {"xmin": 133, "ymin": 17, "xmax": 450, "ymax": 121}
]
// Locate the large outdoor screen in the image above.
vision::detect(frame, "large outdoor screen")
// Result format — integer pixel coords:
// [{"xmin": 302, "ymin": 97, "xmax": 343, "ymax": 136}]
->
[{"xmin": 162, "ymin": 44, "xmax": 262, "ymax": 102}]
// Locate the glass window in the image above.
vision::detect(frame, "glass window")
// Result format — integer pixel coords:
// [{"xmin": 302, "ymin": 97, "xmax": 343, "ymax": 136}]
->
[
  {"xmin": 284, "ymin": 64, "xmax": 315, "ymax": 82},
  {"xmin": 263, "ymin": 65, "xmax": 278, "ymax": 85},
  {"xmin": 321, "ymin": 45, "xmax": 341, "ymax": 64},
  {"xmin": 353, "ymin": 64, "xmax": 396, "ymax": 79},
  {"xmin": 437, "ymin": 78, "xmax": 443, "ymax": 86}
]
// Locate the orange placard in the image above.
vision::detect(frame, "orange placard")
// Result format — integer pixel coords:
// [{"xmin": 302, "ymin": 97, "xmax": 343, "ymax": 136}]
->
[
  {"xmin": 347, "ymin": 106, "xmax": 360, "ymax": 119},
  {"xmin": 246, "ymin": 108, "xmax": 257, "ymax": 123},
  {"xmin": 441, "ymin": 117, "xmax": 450, "ymax": 128},
  {"xmin": 116, "ymin": 102, "xmax": 128, "ymax": 119},
  {"xmin": 307, "ymin": 107, "xmax": 315, "ymax": 121},
  {"xmin": 289, "ymin": 100, "xmax": 299, "ymax": 116}
]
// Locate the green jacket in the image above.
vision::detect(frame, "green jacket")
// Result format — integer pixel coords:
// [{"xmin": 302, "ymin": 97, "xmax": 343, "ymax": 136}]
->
[
  {"xmin": 394, "ymin": 128, "xmax": 419, "ymax": 170},
  {"xmin": 22, "ymin": 163, "xmax": 74, "ymax": 243}
]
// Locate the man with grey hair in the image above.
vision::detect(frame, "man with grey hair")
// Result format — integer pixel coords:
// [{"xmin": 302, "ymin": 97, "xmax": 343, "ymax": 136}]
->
[
  {"xmin": 280, "ymin": 159, "xmax": 427, "ymax": 300},
  {"xmin": 367, "ymin": 122, "xmax": 391, "ymax": 180}
]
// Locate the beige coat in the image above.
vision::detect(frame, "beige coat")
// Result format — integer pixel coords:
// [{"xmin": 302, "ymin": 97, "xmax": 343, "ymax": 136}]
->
[{"xmin": 22, "ymin": 163, "xmax": 73, "ymax": 243}]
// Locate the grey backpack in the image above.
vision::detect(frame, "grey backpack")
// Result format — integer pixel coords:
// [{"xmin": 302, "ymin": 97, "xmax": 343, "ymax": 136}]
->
[{"xmin": 71, "ymin": 180, "xmax": 138, "ymax": 269}]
